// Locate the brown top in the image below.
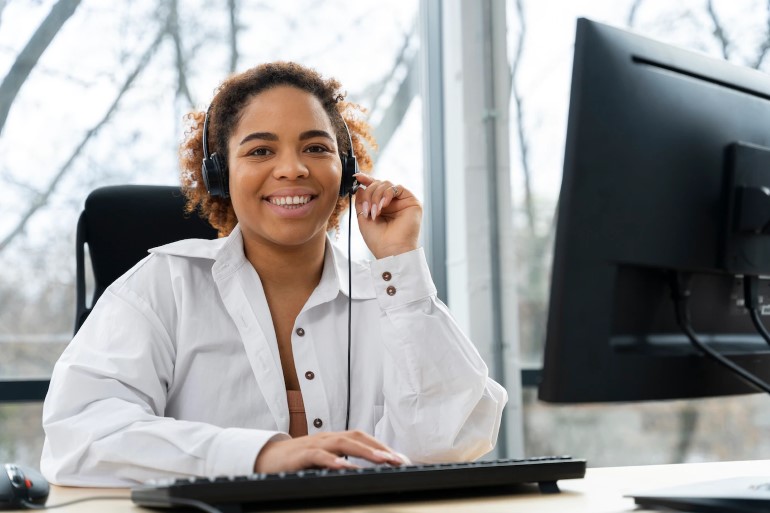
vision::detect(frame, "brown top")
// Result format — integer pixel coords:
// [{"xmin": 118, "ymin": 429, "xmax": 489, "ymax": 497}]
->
[{"xmin": 287, "ymin": 390, "xmax": 308, "ymax": 438}]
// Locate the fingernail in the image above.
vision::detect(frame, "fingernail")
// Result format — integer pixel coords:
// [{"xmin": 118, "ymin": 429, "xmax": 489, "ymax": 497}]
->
[
  {"xmin": 379, "ymin": 198, "xmax": 386, "ymax": 212},
  {"xmin": 370, "ymin": 203, "xmax": 377, "ymax": 220},
  {"xmin": 362, "ymin": 201, "xmax": 370, "ymax": 218},
  {"xmin": 373, "ymin": 449, "xmax": 402, "ymax": 463},
  {"xmin": 395, "ymin": 452, "xmax": 412, "ymax": 465},
  {"xmin": 334, "ymin": 457, "xmax": 359, "ymax": 468}
]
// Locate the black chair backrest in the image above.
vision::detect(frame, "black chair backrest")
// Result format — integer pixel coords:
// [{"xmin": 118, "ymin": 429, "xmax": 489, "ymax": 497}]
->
[{"xmin": 75, "ymin": 185, "xmax": 219, "ymax": 334}]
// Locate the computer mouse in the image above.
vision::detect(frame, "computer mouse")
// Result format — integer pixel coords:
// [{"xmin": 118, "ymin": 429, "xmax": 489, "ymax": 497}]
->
[{"xmin": 0, "ymin": 463, "xmax": 49, "ymax": 510}]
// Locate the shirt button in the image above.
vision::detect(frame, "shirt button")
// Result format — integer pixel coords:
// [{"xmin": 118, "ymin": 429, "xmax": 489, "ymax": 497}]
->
[
  {"xmin": 305, "ymin": 371, "xmax": 315, "ymax": 380},
  {"xmin": 313, "ymin": 418, "xmax": 323, "ymax": 428},
  {"xmin": 382, "ymin": 271, "xmax": 392, "ymax": 281},
  {"xmin": 386, "ymin": 286, "xmax": 396, "ymax": 296},
  {"xmin": 296, "ymin": 328, "xmax": 305, "ymax": 337}
]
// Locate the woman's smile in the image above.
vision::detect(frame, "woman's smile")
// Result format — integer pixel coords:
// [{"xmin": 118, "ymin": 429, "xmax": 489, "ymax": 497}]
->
[
  {"xmin": 263, "ymin": 188, "xmax": 318, "ymax": 218},
  {"xmin": 267, "ymin": 195, "xmax": 312, "ymax": 207}
]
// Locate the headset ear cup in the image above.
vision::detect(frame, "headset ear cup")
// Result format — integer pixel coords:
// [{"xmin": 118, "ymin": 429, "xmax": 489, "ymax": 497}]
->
[
  {"xmin": 339, "ymin": 153, "xmax": 358, "ymax": 197},
  {"xmin": 213, "ymin": 153, "xmax": 229, "ymax": 198},
  {"xmin": 202, "ymin": 152, "xmax": 229, "ymax": 198},
  {"xmin": 201, "ymin": 158, "xmax": 215, "ymax": 194}
]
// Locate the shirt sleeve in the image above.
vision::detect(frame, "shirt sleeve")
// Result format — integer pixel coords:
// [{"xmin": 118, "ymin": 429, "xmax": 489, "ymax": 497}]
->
[
  {"xmin": 369, "ymin": 248, "xmax": 508, "ymax": 463},
  {"xmin": 41, "ymin": 277, "xmax": 288, "ymax": 487}
]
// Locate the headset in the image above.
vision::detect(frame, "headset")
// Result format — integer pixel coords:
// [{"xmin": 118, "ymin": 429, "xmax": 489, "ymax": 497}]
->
[
  {"xmin": 201, "ymin": 102, "xmax": 359, "ymax": 432},
  {"xmin": 201, "ymin": 105, "xmax": 359, "ymax": 198}
]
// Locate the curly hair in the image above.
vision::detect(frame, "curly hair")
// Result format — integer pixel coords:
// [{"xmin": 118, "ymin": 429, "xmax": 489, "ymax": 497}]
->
[{"xmin": 179, "ymin": 61, "xmax": 376, "ymax": 236}]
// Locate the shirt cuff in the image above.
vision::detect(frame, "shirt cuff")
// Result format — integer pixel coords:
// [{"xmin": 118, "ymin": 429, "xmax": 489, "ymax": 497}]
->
[
  {"xmin": 370, "ymin": 248, "xmax": 437, "ymax": 310},
  {"xmin": 206, "ymin": 428, "xmax": 290, "ymax": 477}
]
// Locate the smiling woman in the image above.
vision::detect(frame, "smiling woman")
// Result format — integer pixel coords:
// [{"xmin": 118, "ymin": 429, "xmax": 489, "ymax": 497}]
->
[
  {"xmin": 38, "ymin": 61, "xmax": 507, "ymax": 486},
  {"xmin": 228, "ymin": 87, "xmax": 349, "ymax": 252}
]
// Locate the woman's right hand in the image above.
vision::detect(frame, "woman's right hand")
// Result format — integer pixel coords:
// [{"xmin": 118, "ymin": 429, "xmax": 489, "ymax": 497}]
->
[{"xmin": 253, "ymin": 430, "xmax": 408, "ymax": 473}]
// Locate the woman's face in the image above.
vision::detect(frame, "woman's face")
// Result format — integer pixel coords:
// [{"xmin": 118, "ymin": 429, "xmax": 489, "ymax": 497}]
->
[{"xmin": 226, "ymin": 86, "xmax": 342, "ymax": 251}]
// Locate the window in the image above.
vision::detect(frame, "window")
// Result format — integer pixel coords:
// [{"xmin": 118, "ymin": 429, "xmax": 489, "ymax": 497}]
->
[
  {"xmin": 509, "ymin": 0, "xmax": 770, "ymax": 465},
  {"xmin": 0, "ymin": 0, "xmax": 420, "ymax": 467}
]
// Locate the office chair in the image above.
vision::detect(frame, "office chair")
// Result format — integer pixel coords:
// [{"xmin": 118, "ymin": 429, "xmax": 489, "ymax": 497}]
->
[{"xmin": 74, "ymin": 185, "xmax": 219, "ymax": 334}]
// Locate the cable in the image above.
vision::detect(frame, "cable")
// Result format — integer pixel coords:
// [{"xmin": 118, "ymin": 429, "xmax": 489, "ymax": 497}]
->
[
  {"xmin": 743, "ymin": 274, "xmax": 770, "ymax": 347},
  {"xmin": 669, "ymin": 272, "xmax": 770, "ymax": 394},
  {"xmin": 20, "ymin": 496, "xmax": 128, "ymax": 510},
  {"xmin": 345, "ymin": 188, "xmax": 353, "ymax": 432},
  {"xmin": 22, "ymin": 495, "xmax": 223, "ymax": 513}
]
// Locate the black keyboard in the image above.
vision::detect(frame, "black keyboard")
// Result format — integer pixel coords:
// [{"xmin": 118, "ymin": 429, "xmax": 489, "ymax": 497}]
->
[{"xmin": 131, "ymin": 456, "xmax": 586, "ymax": 511}]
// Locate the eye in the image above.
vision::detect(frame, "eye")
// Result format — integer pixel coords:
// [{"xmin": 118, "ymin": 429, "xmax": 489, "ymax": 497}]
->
[
  {"xmin": 305, "ymin": 144, "xmax": 331, "ymax": 154},
  {"xmin": 249, "ymin": 147, "xmax": 273, "ymax": 157}
]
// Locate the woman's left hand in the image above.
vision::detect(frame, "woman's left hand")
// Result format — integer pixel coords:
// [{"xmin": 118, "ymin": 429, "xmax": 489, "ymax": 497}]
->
[{"xmin": 352, "ymin": 173, "xmax": 422, "ymax": 259}]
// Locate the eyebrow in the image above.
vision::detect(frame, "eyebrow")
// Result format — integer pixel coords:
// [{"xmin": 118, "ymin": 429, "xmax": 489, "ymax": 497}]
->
[
  {"xmin": 299, "ymin": 129, "xmax": 335, "ymax": 142},
  {"xmin": 239, "ymin": 132, "xmax": 277, "ymax": 145},
  {"xmin": 238, "ymin": 129, "xmax": 336, "ymax": 146}
]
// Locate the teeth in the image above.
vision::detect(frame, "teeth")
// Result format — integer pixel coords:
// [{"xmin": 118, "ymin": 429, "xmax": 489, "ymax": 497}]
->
[{"xmin": 269, "ymin": 195, "xmax": 311, "ymax": 206}]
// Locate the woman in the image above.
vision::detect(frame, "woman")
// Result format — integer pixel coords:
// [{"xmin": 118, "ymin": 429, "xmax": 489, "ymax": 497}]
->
[{"xmin": 41, "ymin": 62, "xmax": 507, "ymax": 486}]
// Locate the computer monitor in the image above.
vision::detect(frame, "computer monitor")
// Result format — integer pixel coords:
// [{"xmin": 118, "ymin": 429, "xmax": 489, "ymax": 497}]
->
[{"xmin": 539, "ymin": 18, "xmax": 770, "ymax": 403}]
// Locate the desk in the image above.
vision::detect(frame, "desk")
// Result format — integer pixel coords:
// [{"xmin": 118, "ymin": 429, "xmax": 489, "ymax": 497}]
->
[{"xmin": 48, "ymin": 459, "xmax": 769, "ymax": 512}]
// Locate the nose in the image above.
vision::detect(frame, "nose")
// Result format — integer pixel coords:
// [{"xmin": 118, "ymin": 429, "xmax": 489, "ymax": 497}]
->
[{"xmin": 272, "ymin": 149, "xmax": 309, "ymax": 180}]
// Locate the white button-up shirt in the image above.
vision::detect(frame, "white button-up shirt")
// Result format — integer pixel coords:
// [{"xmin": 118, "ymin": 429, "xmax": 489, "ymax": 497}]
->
[{"xmin": 41, "ymin": 225, "xmax": 507, "ymax": 486}]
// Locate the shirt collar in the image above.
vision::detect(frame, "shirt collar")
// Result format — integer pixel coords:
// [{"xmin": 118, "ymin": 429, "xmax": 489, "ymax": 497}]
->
[{"xmin": 149, "ymin": 223, "xmax": 376, "ymax": 300}]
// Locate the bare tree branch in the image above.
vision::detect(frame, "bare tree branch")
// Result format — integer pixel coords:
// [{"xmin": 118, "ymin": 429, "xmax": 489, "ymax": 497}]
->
[
  {"xmin": 0, "ymin": 0, "xmax": 81, "ymax": 136},
  {"xmin": 294, "ymin": 3, "xmax": 379, "ymax": 63},
  {"xmin": 228, "ymin": 0, "xmax": 239, "ymax": 73},
  {"xmin": 168, "ymin": 0, "xmax": 195, "ymax": 108},
  {"xmin": 0, "ymin": 26, "xmax": 168, "ymax": 254},
  {"xmin": 2, "ymin": 172, "xmax": 40, "ymax": 195},
  {"xmin": 751, "ymin": 0, "xmax": 770, "ymax": 69},
  {"xmin": 509, "ymin": 0, "xmax": 535, "ymax": 237},
  {"xmin": 706, "ymin": 0, "xmax": 730, "ymax": 60},
  {"xmin": 358, "ymin": 17, "xmax": 418, "ymax": 159},
  {"xmin": 368, "ymin": 18, "xmax": 417, "ymax": 119},
  {"xmin": 626, "ymin": 0, "xmax": 644, "ymax": 27},
  {"xmin": 371, "ymin": 54, "xmax": 417, "ymax": 158}
]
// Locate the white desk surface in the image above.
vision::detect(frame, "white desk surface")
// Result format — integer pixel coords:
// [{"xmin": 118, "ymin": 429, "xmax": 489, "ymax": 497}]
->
[{"xmin": 47, "ymin": 459, "xmax": 770, "ymax": 512}]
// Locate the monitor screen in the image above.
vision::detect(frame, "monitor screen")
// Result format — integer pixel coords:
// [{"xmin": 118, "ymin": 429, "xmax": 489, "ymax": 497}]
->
[{"xmin": 539, "ymin": 18, "xmax": 770, "ymax": 403}]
